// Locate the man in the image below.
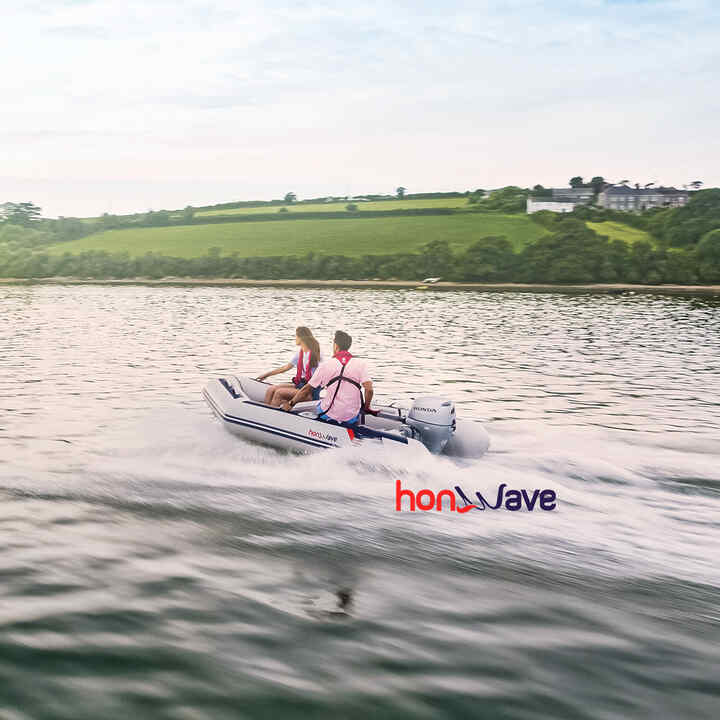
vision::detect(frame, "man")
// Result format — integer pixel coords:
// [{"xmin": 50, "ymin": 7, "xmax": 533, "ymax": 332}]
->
[{"xmin": 281, "ymin": 330, "xmax": 373, "ymax": 425}]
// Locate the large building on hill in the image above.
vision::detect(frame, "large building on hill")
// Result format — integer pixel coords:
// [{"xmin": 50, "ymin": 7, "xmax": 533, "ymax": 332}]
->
[{"xmin": 598, "ymin": 186, "xmax": 689, "ymax": 211}]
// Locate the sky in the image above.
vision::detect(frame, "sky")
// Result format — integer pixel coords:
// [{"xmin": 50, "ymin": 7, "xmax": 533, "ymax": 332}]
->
[{"xmin": 1, "ymin": 0, "xmax": 718, "ymax": 217}]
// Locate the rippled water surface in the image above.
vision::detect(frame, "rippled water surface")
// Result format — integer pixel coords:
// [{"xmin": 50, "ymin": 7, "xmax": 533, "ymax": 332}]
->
[{"xmin": 1, "ymin": 284, "xmax": 719, "ymax": 719}]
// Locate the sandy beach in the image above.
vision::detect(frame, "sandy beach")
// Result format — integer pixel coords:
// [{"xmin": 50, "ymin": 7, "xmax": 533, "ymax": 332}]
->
[{"xmin": 1, "ymin": 277, "xmax": 719, "ymax": 293}]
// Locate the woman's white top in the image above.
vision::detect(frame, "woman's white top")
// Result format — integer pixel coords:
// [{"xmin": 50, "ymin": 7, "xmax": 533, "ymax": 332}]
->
[{"xmin": 289, "ymin": 350, "xmax": 322, "ymax": 377}]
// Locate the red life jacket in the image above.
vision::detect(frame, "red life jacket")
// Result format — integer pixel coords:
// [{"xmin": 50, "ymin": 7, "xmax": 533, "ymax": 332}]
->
[
  {"xmin": 292, "ymin": 350, "xmax": 315, "ymax": 385},
  {"xmin": 334, "ymin": 350, "xmax": 353, "ymax": 366}
]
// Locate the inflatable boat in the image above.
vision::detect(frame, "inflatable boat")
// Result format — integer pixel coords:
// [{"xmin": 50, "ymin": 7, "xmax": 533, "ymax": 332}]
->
[{"xmin": 203, "ymin": 376, "xmax": 489, "ymax": 458}]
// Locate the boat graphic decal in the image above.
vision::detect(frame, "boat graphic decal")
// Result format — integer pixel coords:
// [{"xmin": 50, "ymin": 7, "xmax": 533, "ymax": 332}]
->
[{"xmin": 202, "ymin": 390, "xmax": 333, "ymax": 449}]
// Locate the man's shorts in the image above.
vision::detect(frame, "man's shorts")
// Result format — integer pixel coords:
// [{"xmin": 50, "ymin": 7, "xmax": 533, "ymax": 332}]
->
[{"xmin": 316, "ymin": 403, "xmax": 360, "ymax": 427}]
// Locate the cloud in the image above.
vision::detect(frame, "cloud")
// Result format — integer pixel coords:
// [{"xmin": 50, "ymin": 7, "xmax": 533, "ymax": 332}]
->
[{"xmin": 0, "ymin": 0, "xmax": 718, "ymax": 216}]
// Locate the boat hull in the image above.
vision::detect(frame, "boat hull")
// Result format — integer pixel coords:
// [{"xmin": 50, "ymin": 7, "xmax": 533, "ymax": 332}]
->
[
  {"xmin": 203, "ymin": 376, "xmax": 423, "ymax": 453},
  {"xmin": 202, "ymin": 376, "xmax": 489, "ymax": 457}
]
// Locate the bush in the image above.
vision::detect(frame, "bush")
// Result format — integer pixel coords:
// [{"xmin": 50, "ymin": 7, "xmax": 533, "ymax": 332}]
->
[
  {"xmin": 517, "ymin": 220, "xmax": 610, "ymax": 283},
  {"xmin": 695, "ymin": 228, "xmax": 720, "ymax": 281},
  {"xmin": 480, "ymin": 186, "xmax": 529, "ymax": 214},
  {"xmin": 651, "ymin": 189, "xmax": 720, "ymax": 247},
  {"xmin": 457, "ymin": 236, "xmax": 516, "ymax": 281}
]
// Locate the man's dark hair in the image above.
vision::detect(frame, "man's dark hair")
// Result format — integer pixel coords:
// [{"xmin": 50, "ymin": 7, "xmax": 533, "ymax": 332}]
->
[{"xmin": 334, "ymin": 330, "xmax": 352, "ymax": 351}]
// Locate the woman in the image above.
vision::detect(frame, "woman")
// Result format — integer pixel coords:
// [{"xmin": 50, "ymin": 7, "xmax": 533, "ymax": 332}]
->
[{"xmin": 257, "ymin": 327, "xmax": 322, "ymax": 407}]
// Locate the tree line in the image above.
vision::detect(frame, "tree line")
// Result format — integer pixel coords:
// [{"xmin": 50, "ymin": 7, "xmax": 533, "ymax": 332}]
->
[
  {"xmin": 2, "ymin": 189, "xmax": 718, "ymax": 283},
  {"xmin": 2, "ymin": 217, "xmax": 718, "ymax": 283}
]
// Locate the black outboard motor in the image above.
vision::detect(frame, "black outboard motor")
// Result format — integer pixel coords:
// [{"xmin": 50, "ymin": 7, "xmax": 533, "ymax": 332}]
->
[{"xmin": 406, "ymin": 397, "xmax": 456, "ymax": 454}]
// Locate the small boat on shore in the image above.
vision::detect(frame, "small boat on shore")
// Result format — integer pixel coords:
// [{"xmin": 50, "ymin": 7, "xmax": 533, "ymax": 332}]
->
[{"xmin": 203, "ymin": 376, "xmax": 490, "ymax": 458}]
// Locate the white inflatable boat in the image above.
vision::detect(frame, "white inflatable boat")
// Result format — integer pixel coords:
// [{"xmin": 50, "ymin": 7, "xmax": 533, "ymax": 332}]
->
[{"xmin": 203, "ymin": 376, "xmax": 489, "ymax": 458}]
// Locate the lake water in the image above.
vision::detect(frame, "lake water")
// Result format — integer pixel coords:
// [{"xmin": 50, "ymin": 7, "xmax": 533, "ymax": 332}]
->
[{"xmin": 2, "ymin": 284, "xmax": 719, "ymax": 719}]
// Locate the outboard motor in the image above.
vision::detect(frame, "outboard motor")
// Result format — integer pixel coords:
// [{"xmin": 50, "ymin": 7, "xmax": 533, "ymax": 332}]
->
[{"xmin": 406, "ymin": 397, "xmax": 456, "ymax": 454}]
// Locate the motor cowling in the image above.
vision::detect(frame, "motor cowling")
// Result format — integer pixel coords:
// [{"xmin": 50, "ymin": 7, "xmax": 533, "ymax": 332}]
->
[{"xmin": 406, "ymin": 397, "xmax": 456, "ymax": 454}]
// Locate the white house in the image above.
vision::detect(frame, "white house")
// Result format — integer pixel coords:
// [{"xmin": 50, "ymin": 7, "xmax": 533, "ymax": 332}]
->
[{"xmin": 526, "ymin": 198, "xmax": 579, "ymax": 214}]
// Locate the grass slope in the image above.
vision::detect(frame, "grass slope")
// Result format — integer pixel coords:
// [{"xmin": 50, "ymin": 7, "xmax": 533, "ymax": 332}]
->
[
  {"xmin": 48, "ymin": 214, "xmax": 547, "ymax": 259},
  {"xmin": 587, "ymin": 221, "xmax": 653, "ymax": 245},
  {"xmin": 194, "ymin": 197, "xmax": 470, "ymax": 217}
]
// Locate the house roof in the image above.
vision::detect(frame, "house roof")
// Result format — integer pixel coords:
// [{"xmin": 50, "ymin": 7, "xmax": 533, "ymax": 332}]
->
[{"xmin": 602, "ymin": 185, "xmax": 688, "ymax": 196}]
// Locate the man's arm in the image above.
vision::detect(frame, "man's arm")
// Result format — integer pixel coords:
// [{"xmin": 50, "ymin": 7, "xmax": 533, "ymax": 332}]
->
[
  {"xmin": 280, "ymin": 382, "xmax": 313, "ymax": 411},
  {"xmin": 362, "ymin": 381, "xmax": 373, "ymax": 411}
]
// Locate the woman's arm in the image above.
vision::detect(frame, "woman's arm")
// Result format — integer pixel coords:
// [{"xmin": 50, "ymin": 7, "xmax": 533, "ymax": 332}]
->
[{"xmin": 256, "ymin": 363, "xmax": 293, "ymax": 381}]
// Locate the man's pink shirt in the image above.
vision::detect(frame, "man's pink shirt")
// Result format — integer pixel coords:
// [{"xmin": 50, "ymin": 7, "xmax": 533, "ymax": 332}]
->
[{"xmin": 309, "ymin": 357, "xmax": 370, "ymax": 422}]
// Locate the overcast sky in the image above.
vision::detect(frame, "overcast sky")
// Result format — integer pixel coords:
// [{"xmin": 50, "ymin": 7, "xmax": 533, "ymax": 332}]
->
[{"xmin": 1, "ymin": 0, "xmax": 718, "ymax": 217}]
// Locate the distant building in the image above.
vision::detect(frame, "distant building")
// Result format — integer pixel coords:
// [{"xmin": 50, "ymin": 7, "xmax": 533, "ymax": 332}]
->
[
  {"xmin": 526, "ymin": 198, "xmax": 579, "ymax": 214},
  {"xmin": 551, "ymin": 187, "xmax": 595, "ymax": 203},
  {"xmin": 598, "ymin": 186, "xmax": 689, "ymax": 211}
]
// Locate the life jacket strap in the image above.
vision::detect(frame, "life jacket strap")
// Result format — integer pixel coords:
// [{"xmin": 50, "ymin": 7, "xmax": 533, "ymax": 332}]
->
[{"xmin": 323, "ymin": 361, "xmax": 363, "ymax": 416}]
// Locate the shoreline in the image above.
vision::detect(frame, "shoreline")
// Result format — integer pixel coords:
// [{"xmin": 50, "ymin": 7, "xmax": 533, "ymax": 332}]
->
[{"xmin": 1, "ymin": 277, "xmax": 719, "ymax": 294}]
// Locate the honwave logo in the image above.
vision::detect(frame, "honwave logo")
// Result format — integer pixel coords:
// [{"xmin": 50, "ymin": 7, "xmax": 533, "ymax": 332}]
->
[
  {"xmin": 414, "ymin": 407, "xmax": 438, "ymax": 413},
  {"xmin": 395, "ymin": 481, "xmax": 557, "ymax": 513},
  {"xmin": 308, "ymin": 428, "xmax": 340, "ymax": 443}
]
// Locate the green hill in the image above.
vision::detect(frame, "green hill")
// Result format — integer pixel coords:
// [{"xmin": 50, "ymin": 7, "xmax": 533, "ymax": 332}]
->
[
  {"xmin": 194, "ymin": 197, "xmax": 470, "ymax": 217},
  {"xmin": 47, "ymin": 213, "xmax": 548, "ymax": 259},
  {"xmin": 587, "ymin": 221, "xmax": 653, "ymax": 245},
  {"xmin": 6, "ymin": 188, "xmax": 718, "ymax": 284}
]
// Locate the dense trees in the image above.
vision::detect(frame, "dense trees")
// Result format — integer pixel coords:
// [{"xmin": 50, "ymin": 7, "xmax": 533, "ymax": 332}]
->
[
  {"xmin": 646, "ymin": 189, "xmax": 720, "ymax": 247},
  {"xmin": 1, "ymin": 187, "xmax": 717, "ymax": 284},
  {"xmin": 144, "ymin": 210, "xmax": 171, "ymax": 226},
  {"xmin": 1, "ymin": 202, "xmax": 42, "ymax": 225},
  {"xmin": 531, "ymin": 185, "xmax": 552, "ymax": 198},
  {"xmin": 479, "ymin": 186, "xmax": 528, "ymax": 213},
  {"xmin": 696, "ymin": 229, "xmax": 720, "ymax": 281},
  {"xmin": 0, "ymin": 222, "xmax": 710, "ymax": 285},
  {"xmin": 590, "ymin": 176, "xmax": 605, "ymax": 194},
  {"xmin": 457, "ymin": 236, "xmax": 516, "ymax": 281},
  {"xmin": 467, "ymin": 189, "xmax": 486, "ymax": 203}
]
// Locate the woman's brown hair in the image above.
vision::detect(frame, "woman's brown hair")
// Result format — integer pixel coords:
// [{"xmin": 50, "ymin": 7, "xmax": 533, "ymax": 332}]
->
[{"xmin": 296, "ymin": 326, "xmax": 321, "ymax": 369}]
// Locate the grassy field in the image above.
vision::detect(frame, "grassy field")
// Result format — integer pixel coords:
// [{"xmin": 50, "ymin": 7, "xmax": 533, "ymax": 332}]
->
[
  {"xmin": 48, "ymin": 213, "xmax": 548, "ymax": 259},
  {"xmin": 194, "ymin": 197, "xmax": 471, "ymax": 217},
  {"xmin": 587, "ymin": 221, "xmax": 653, "ymax": 245}
]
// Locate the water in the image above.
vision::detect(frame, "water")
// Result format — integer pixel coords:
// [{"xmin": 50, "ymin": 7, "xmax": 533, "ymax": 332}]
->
[{"xmin": 1, "ymin": 284, "xmax": 719, "ymax": 719}]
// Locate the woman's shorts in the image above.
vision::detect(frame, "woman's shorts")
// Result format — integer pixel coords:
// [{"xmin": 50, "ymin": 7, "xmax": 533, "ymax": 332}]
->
[{"xmin": 294, "ymin": 379, "xmax": 321, "ymax": 401}]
